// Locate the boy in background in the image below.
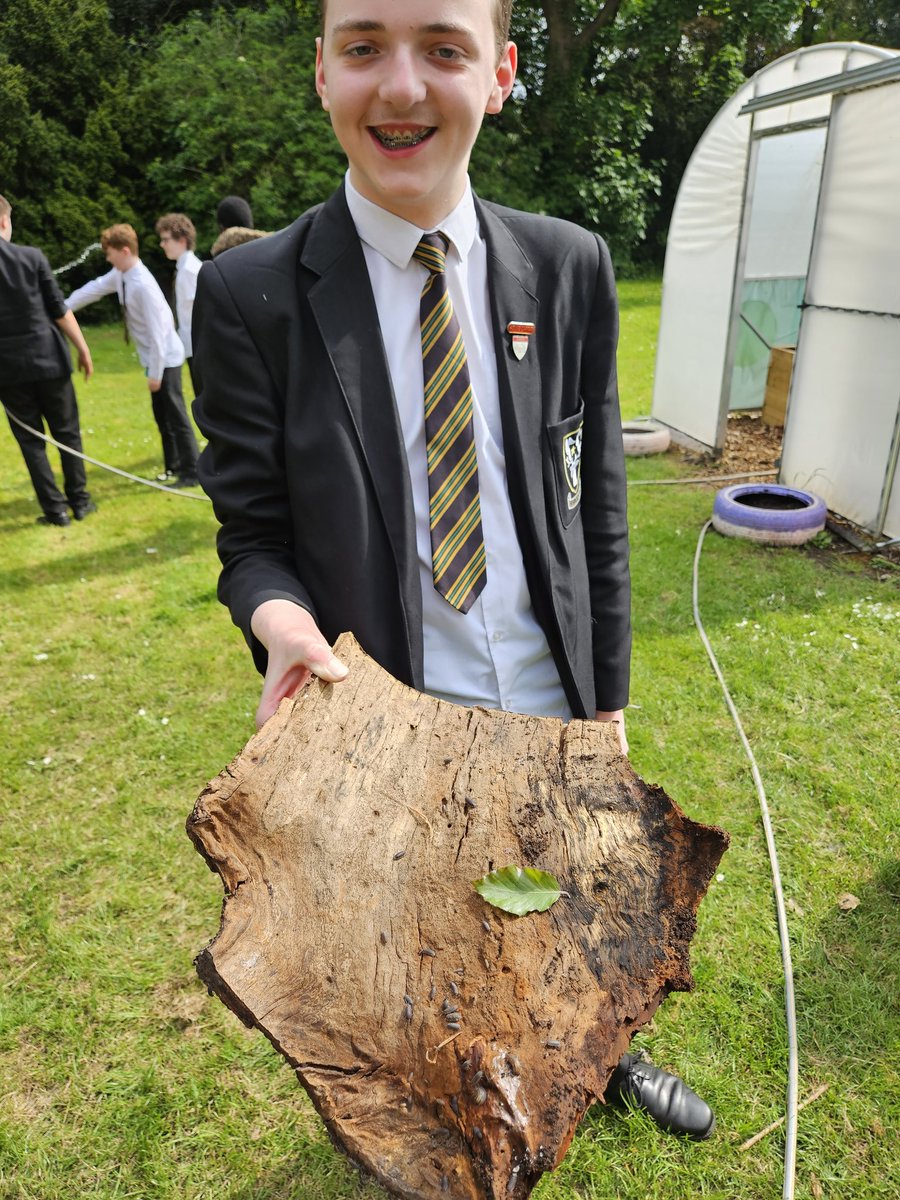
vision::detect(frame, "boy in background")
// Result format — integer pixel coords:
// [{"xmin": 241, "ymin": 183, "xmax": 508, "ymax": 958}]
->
[
  {"xmin": 67, "ymin": 224, "xmax": 199, "ymax": 487},
  {"xmin": 156, "ymin": 212, "xmax": 203, "ymax": 395},
  {"xmin": 0, "ymin": 193, "xmax": 95, "ymax": 525}
]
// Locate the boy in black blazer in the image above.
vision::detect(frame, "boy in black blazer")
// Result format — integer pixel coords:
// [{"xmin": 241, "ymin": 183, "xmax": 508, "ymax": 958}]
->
[
  {"xmin": 0, "ymin": 195, "xmax": 95, "ymax": 525},
  {"xmin": 193, "ymin": 0, "xmax": 713, "ymax": 1140}
]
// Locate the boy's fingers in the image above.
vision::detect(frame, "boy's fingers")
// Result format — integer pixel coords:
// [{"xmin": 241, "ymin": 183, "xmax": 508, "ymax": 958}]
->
[
  {"xmin": 306, "ymin": 651, "xmax": 349, "ymax": 682},
  {"xmin": 255, "ymin": 649, "xmax": 348, "ymax": 728}
]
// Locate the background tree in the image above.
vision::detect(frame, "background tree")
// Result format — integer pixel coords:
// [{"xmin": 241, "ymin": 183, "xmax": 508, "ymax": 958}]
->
[
  {"xmin": 0, "ymin": 0, "xmax": 134, "ymax": 263},
  {"xmin": 126, "ymin": 1, "xmax": 344, "ymax": 255},
  {"xmin": 3, "ymin": 0, "xmax": 899, "ymax": 276}
]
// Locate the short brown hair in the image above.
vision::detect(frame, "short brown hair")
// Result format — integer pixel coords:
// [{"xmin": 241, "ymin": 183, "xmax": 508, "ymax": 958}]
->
[
  {"xmin": 100, "ymin": 223, "xmax": 139, "ymax": 255},
  {"xmin": 155, "ymin": 212, "xmax": 196, "ymax": 250},
  {"xmin": 210, "ymin": 226, "xmax": 268, "ymax": 257},
  {"xmin": 318, "ymin": 0, "xmax": 513, "ymax": 56},
  {"xmin": 0, "ymin": 194, "xmax": 10, "ymax": 219}
]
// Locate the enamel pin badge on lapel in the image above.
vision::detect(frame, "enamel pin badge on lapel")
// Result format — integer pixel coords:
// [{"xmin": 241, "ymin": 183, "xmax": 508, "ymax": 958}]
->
[{"xmin": 507, "ymin": 321, "xmax": 535, "ymax": 360}]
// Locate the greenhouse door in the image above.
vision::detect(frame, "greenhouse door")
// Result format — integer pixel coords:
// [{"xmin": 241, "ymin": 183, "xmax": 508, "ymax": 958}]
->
[{"xmin": 721, "ymin": 125, "xmax": 827, "ymax": 424}]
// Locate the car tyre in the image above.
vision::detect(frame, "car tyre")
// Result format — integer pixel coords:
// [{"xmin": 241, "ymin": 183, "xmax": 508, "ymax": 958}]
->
[
  {"xmin": 712, "ymin": 484, "xmax": 827, "ymax": 545},
  {"xmin": 622, "ymin": 420, "xmax": 671, "ymax": 456}
]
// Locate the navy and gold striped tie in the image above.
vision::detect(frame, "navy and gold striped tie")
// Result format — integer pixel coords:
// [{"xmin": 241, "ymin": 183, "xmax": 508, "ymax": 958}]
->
[{"xmin": 413, "ymin": 233, "xmax": 486, "ymax": 613}]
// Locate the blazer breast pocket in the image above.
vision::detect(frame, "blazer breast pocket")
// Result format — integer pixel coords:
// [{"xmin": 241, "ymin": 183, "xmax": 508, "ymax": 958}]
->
[{"xmin": 545, "ymin": 408, "xmax": 584, "ymax": 529}]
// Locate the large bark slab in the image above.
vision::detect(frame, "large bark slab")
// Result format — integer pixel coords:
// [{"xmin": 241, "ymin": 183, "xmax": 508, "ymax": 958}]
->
[{"xmin": 187, "ymin": 633, "xmax": 727, "ymax": 1199}]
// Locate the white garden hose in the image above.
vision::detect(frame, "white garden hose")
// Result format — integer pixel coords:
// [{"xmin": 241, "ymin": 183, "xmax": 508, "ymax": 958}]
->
[
  {"xmin": 3, "ymin": 407, "xmax": 211, "ymax": 501},
  {"xmin": 692, "ymin": 520, "xmax": 799, "ymax": 1200}
]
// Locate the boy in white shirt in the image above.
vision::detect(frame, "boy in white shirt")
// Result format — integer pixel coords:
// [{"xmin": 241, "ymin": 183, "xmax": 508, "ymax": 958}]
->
[
  {"xmin": 156, "ymin": 212, "xmax": 203, "ymax": 396},
  {"xmin": 67, "ymin": 223, "xmax": 199, "ymax": 487}
]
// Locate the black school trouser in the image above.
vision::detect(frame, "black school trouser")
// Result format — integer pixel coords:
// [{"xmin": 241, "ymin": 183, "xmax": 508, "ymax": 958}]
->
[
  {"xmin": 2, "ymin": 374, "xmax": 91, "ymax": 517},
  {"xmin": 151, "ymin": 364, "xmax": 199, "ymax": 478}
]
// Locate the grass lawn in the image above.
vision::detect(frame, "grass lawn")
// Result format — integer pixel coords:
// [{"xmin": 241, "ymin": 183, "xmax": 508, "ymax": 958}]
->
[{"xmin": 1, "ymin": 300, "xmax": 897, "ymax": 1200}]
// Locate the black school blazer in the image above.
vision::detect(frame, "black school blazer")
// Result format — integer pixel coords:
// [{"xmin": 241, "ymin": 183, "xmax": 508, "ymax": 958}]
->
[{"xmin": 192, "ymin": 185, "xmax": 630, "ymax": 716}]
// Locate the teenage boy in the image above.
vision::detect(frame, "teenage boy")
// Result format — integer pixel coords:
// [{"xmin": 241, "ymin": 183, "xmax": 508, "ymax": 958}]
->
[
  {"xmin": 67, "ymin": 224, "xmax": 199, "ymax": 487},
  {"xmin": 156, "ymin": 212, "xmax": 203, "ymax": 395},
  {"xmin": 0, "ymin": 194, "xmax": 96, "ymax": 525},
  {"xmin": 193, "ymin": 0, "xmax": 713, "ymax": 1140}
]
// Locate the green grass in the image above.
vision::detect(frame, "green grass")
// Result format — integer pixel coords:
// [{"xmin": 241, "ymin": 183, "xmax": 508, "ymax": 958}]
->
[{"xmin": 1, "ymin": 307, "xmax": 898, "ymax": 1199}]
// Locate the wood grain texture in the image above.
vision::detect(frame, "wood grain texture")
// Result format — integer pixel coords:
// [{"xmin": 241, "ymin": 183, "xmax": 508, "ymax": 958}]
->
[{"xmin": 187, "ymin": 633, "xmax": 728, "ymax": 1199}]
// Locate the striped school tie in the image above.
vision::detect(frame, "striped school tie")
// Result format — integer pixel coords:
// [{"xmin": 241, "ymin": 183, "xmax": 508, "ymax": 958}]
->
[{"xmin": 413, "ymin": 233, "xmax": 486, "ymax": 613}]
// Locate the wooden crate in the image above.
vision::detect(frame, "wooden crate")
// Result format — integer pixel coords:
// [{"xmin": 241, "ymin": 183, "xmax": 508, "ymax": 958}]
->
[{"xmin": 762, "ymin": 346, "xmax": 795, "ymax": 427}]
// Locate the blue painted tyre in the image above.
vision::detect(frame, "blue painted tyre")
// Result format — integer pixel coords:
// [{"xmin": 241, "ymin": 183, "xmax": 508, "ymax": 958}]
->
[{"xmin": 712, "ymin": 484, "xmax": 827, "ymax": 546}]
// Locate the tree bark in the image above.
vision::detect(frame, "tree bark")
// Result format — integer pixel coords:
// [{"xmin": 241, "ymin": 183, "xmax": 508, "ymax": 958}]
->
[{"xmin": 187, "ymin": 634, "xmax": 728, "ymax": 1199}]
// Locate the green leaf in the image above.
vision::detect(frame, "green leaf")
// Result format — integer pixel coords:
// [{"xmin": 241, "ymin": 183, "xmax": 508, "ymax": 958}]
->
[{"xmin": 472, "ymin": 865, "xmax": 561, "ymax": 916}]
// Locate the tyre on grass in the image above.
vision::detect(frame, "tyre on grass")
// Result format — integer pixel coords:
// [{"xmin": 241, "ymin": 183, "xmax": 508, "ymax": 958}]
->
[
  {"xmin": 712, "ymin": 484, "xmax": 827, "ymax": 546},
  {"xmin": 622, "ymin": 420, "xmax": 671, "ymax": 456}
]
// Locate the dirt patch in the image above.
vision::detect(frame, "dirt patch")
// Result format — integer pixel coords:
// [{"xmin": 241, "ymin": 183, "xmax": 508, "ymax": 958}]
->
[{"xmin": 679, "ymin": 412, "xmax": 783, "ymax": 476}]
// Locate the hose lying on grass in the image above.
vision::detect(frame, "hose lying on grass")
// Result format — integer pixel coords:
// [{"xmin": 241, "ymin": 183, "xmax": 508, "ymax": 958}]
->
[{"xmin": 693, "ymin": 519, "xmax": 799, "ymax": 1200}]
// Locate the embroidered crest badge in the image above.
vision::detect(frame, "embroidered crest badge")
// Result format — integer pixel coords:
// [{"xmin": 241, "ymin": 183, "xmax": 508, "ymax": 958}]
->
[{"xmin": 563, "ymin": 425, "xmax": 583, "ymax": 509}]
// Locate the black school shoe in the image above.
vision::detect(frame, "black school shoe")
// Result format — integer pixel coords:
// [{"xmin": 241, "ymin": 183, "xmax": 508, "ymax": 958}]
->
[
  {"xmin": 170, "ymin": 474, "xmax": 199, "ymax": 489},
  {"xmin": 72, "ymin": 500, "xmax": 97, "ymax": 520},
  {"xmin": 37, "ymin": 511, "xmax": 71, "ymax": 527},
  {"xmin": 605, "ymin": 1053, "xmax": 715, "ymax": 1139}
]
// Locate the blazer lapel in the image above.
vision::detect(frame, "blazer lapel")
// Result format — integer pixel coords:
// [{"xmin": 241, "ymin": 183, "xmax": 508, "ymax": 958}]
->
[
  {"xmin": 476, "ymin": 200, "xmax": 549, "ymax": 572},
  {"xmin": 301, "ymin": 188, "xmax": 422, "ymax": 669}
]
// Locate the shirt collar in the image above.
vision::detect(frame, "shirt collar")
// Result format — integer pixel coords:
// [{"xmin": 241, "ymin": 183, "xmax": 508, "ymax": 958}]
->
[{"xmin": 344, "ymin": 173, "xmax": 477, "ymax": 269}]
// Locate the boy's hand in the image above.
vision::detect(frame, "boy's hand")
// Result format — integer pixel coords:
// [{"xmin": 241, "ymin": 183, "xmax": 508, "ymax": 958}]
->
[
  {"xmin": 251, "ymin": 599, "xmax": 349, "ymax": 728},
  {"xmin": 594, "ymin": 709, "xmax": 628, "ymax": 756},
  {"xmin": 148, "ymin": 378, "xmax": 162, "ymax": 392}
]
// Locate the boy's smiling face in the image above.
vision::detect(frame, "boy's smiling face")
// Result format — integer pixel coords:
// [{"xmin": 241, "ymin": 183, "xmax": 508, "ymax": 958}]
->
[{"xmin": 316, "ymin": 0, "xmax": 516, "ymax": 229}]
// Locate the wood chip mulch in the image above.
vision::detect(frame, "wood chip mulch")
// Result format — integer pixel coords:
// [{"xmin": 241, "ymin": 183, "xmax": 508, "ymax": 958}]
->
[{"xmin": 678, "ymin": 412, "xmax": 782, "ymax": 477}]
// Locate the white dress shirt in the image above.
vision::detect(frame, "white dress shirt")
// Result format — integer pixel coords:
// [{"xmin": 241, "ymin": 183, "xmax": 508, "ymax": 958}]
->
[
  {"xmin": 175, "ymin": 249, "xmax": 202, "ymax": 357},
  {"xmin": 67, "ymin": 261, "xmax": 185, "ymax": 382},
  {"xmin": 345, "ymin": 177, "xmax": 571, "ymax": 721}
]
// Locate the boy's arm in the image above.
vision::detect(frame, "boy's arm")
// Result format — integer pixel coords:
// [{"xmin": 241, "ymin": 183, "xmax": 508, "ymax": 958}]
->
[
  {"xmin": 36, "ymin": 249, "xmax": 70, "ymax": 321},
  {"xmin": 65, "ymin": 269, "xmax": 118, "ymax": 311},
  {"xmin": 55, "ymin": 310, "xmax": 93, "ymax": 379},
  {"xmin": 32, "ymin": 253, "xmax": 93, "ymax": 380},
  {"xmin": 193, "ymin": 259, "xmax": 343, "ymax": 719},
  {"xmin": 579, "ymin": 234, "xmax": 632, "ymax": 719}
]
